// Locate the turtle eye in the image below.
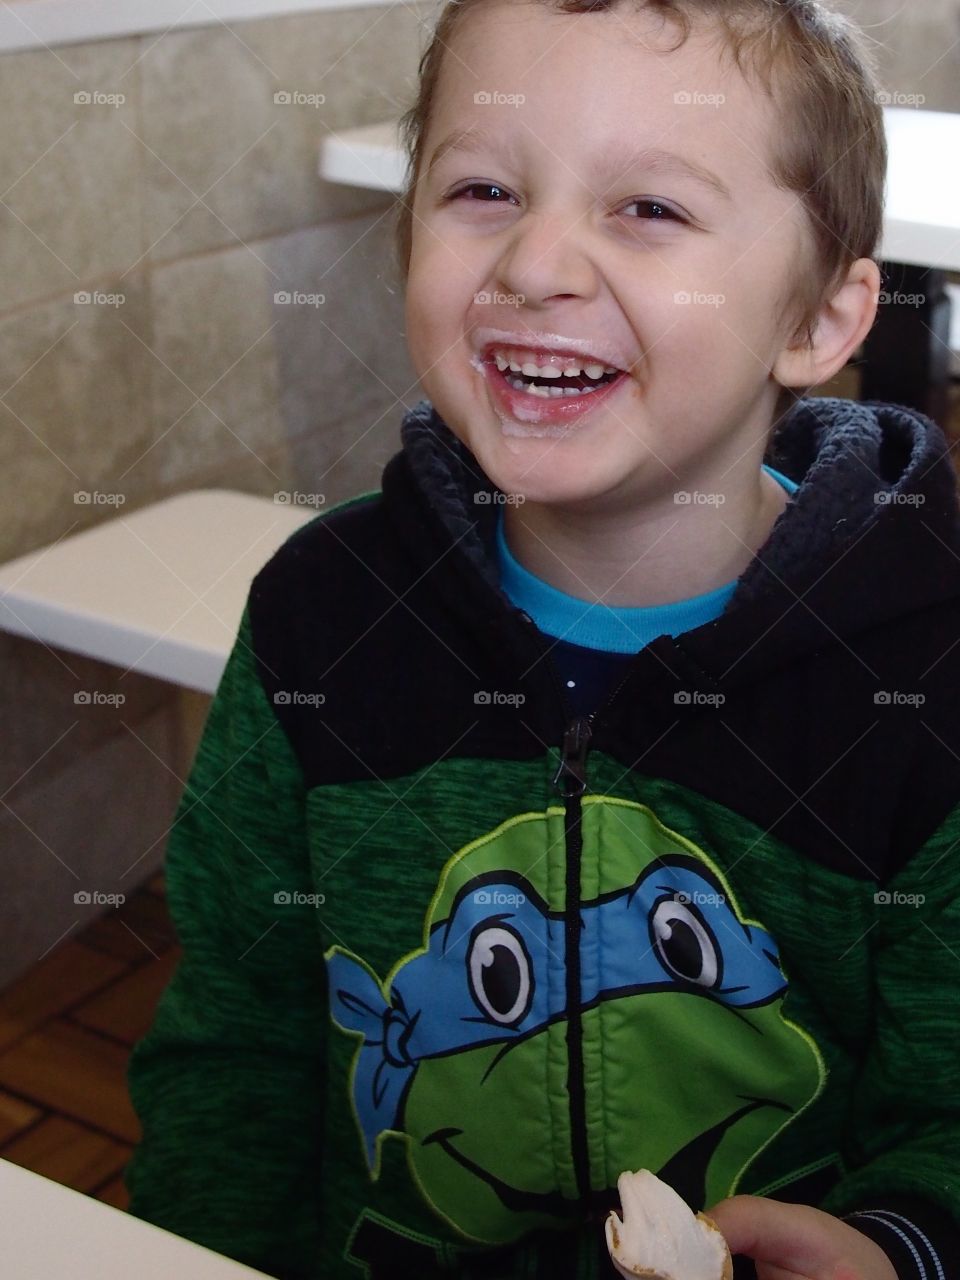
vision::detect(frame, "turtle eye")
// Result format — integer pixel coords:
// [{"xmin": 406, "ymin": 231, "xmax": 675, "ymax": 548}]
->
[
  {"xmin": 650, "ymin": 895, "xmax": 720, "ymax": 989},
  {"xmin": 468, "ymin": 925, "xmax": 532, "ymax": 1025}
]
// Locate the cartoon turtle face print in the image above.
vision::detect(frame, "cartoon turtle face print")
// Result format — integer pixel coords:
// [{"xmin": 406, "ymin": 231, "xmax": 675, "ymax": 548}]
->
[{"xmin": 325, "ymin": 797, "xmax": 825, "ymax": 1245}]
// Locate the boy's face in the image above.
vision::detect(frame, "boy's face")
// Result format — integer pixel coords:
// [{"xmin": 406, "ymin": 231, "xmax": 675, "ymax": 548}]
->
[{"xmin": 404, "ymin": 0, "xmax": 814, "ymax": 510}]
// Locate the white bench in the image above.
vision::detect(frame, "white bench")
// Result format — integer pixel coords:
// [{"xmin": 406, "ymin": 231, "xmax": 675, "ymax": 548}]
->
[
  {"xmin": 0, "ymin": 1157, "xmax": 271, "ymax": 1278},
  {"xmin": 0, "ymin": 490, "xmax": 315, "ymax": 694}
]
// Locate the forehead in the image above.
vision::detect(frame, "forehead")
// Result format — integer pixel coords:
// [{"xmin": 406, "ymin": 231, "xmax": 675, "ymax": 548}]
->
[{"xmin": 426, "ymin": 1, "xmax": 782, "ymax": 193}]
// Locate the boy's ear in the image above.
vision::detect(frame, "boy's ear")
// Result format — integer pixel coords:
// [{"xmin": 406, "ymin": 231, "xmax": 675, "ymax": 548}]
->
[{"xmin": 773, "ymin": 257, "xmax": 881, "ymax": 392}]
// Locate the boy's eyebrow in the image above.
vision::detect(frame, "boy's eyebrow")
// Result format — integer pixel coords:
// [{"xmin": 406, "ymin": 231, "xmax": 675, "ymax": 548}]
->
[{"xmin": 424, "ymin": 126, "xmax": 733, "ymax": 202}]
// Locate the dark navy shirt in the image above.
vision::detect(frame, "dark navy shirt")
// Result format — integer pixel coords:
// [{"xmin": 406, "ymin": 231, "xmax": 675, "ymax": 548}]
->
[{"xmin": 496, "ymin": 465, "xmax": 800, "ymax": 718}]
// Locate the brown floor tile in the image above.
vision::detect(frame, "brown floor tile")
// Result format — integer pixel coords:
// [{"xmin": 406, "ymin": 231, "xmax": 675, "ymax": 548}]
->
[
  {"xmin": 1, "ymin": 1115, "xmax": 130, "ymax": 1194},
  {"xmin": 0, "ymin": 1090, "xmax": 42, "ymax": 1145},
  {"xmin": 72, "ymin": 947, "xmax": 182, "ymax": 1046},
  {"xmin": 81, "ymin": 890, "xmax": 177, "ymax": 963},
  {"xmin": 93, "ymin": 1172, "xmax": 130, "ymax": 1211},
  {"xmin": 0, "ymin": 1020, "xmax": 140, "ymax": 1143},
  {"xmin": 0, "ymin": 941, "xmax": 127, "ymax": 1054}
]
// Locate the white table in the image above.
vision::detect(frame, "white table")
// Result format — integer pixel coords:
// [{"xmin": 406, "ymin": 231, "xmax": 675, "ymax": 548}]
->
[
  {"xmin": 320, "ymin": 109, "xmax": 960, "ymax": 420},
  {"xmin": 0, "ymin": 1157, "xmax": 271, "ymax": 1278},
  {"xmin": 882, "ymin": 108, "xmax": 960, "ymax": 271},
  {"xmin": 0, "ymin": 490, "xmax": 315, "ymax": 693}
]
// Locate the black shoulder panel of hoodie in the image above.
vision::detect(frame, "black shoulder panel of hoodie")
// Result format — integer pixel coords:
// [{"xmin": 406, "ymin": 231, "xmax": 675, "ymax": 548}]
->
[
  {"xmin": 252, "ymin": 483, "xmax": 960, "ymax": 896},
  {"xmin": 248, "ymin": 477, "xmax": 960, "ymax": 888}
]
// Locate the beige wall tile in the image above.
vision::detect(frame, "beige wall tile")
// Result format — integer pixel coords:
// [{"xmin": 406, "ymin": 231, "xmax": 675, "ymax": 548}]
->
[
  {"xmin": 0, "ymin": 698, "xmax": 181, "ymax": 990},
  {"xmin": 0, "ymin": 635, "xmax": 175, "ymax": 804},
  {"xmin": 134, "ymin": 242, "xmax": 284, "ymax": 494},
  {"xmin": 833, "ymin": 0, "xmax": 960, "ymax": 111},
  {"xmin": 287, "ymin": 409, "xmax": 395, "ymax": 511},
  {"xmin": 175, "ymin": 687, "xmax": 213, "ymax": 778},
  {"xmin": 138, "ymin": 4, "xmax": 425, "ymax": 263},
  {"xmin": 0, "ymin": 38, "xmax": 144, "ymax": 313},
  {"xmin": 0, "ymin": 277, "xmax": 153, "ymax": 562},
  {"xmin": 265, "ymin": 205, "xmax": 419, "ymax": 448}
]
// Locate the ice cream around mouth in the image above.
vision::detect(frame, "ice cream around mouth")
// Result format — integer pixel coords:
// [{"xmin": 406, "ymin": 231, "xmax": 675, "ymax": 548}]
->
[{"xmin": 470, "ymin": 343, "xmax": 630, "ymax": 435}]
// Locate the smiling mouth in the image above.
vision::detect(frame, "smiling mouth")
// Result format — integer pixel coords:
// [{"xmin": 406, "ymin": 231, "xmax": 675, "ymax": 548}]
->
[
  {"xmin": 476, "ymin": 354, "xmax": 630, "ymax": 432},
  {"xmin": 422, "ymin": 1127, "xmax": 571, "ymax": 1215},
  {"xmin": 424, "ymin": 1096, "xmax": 787, "ymax": 1221}
]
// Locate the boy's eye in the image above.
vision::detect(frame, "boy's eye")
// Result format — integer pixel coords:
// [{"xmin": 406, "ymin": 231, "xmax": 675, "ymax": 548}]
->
[
  {"xmin": 443, "ymin": 185, "xmax": 687, "ymax": 224},
  {"xmin": 620, "ymin": 198, "xmax": 686, "ymax": 224},
  {"xmin": 445, "ymin": 182, "xmax": 517, "ymax": 204}
]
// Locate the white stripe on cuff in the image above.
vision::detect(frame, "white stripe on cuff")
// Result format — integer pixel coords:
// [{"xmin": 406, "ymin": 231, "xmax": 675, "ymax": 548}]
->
[{"xmin": 845, "ymin": 1208, "xmax": 945, "ymax": 1280}]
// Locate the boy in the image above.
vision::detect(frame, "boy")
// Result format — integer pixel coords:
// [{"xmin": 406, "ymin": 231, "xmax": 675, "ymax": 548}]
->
[{"xmin": 125, "ymin": 2, "xmax": 960, "ymax": 1278}]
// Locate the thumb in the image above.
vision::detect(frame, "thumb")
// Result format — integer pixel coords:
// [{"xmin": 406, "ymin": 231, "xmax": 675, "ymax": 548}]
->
[{"xmin": 705, "ymin": 1194, "xmax": 821, "ymax": 1272}]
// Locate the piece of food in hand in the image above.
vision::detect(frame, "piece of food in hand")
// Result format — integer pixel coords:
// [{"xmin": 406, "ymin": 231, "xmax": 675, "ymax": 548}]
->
[{"xmin": 604, "ymin": 1168, "xmax": 733, "ymax": 1280}]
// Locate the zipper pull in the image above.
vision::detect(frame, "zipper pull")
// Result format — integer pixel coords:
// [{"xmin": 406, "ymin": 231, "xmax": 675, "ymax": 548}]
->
[{"xmin": 552, "ymin": 715, "xmax": 593, "ymax": 797}]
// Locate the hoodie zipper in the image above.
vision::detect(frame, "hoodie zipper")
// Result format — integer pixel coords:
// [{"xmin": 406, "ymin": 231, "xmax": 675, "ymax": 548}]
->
[{"xmin": 517, "ymin": 610, "xmax": 639, "ymax": 1214}]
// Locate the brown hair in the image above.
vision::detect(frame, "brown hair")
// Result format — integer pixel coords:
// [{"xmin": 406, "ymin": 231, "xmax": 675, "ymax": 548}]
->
[{"xmin": 392, "ymin": 0, "xmax": 887, "ymax": 417}]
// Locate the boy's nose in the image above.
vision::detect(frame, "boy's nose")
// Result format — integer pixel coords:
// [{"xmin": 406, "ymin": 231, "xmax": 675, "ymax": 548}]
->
[{"xmin": 493, "ymin": 215, "xmax": 598, "ymax": 304}]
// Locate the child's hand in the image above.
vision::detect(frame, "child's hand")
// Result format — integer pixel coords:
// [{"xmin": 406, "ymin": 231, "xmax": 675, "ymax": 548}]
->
[{"xmin": 705, "ymin": 1194, "xmax": 899, "ymax": 1280}]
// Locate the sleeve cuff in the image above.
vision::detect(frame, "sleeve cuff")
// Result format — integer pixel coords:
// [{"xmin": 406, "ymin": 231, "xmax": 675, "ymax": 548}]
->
[{"xmin": 841, "ymin": 1194, "xmax": 959, "ymax": 1279}]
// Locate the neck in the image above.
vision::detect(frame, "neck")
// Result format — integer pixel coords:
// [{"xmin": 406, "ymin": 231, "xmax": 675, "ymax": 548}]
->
[{"xmin": 501, "ymin": 468, "xmax": 788, "ymax": 608}]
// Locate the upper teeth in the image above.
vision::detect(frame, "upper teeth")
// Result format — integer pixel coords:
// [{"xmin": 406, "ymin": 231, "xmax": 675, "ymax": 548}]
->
[{"xmin": 489, "ymin": 347, "xmax": 620, "ymax": 379}]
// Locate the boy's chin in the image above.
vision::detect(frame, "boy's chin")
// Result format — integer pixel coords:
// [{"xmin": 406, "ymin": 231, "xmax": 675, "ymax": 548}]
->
[
  {"xmin": 475, "ymin": 446, "xmax": 619, "ymax": 511},
  {"xmin": 446, "ymin": 402, "xmax": 633, "ymax": 507}
]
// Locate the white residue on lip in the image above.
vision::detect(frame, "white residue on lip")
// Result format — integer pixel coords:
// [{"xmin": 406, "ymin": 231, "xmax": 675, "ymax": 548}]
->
[
  {"xmin": 502, "ymin": 417, "xmax": 580, "ymax": 436},
  {"xmin": 472, "ymin": 350, "xmax": 585, "ymax": 439}
]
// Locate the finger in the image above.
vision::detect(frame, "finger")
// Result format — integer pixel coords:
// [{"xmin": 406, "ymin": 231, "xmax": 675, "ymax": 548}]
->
[
  {"xmin": 756, "ymin": 1266, "xmax": 810, "ymax": 1280},
  {"xmin": 706, "ymin": 1195, "xmax": 822, "ymax": 1271}
]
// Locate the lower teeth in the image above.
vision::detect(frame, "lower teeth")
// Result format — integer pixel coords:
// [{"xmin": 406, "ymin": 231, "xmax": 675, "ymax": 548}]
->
[{"xmin": 504, "ymin": 373, "xmax": 612, "ymax": 398}]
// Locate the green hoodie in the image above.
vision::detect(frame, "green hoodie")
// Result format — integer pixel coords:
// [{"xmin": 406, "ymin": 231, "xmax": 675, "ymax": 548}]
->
[{"xmin": 126, "ymin": 397, "xmax": 960, "ymax": 1279}]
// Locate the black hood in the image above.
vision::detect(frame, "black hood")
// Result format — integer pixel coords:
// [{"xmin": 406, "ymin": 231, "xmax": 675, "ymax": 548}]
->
[{"xmin": 391, "ymin": 394, "xmax": 960, "ymax": 690}]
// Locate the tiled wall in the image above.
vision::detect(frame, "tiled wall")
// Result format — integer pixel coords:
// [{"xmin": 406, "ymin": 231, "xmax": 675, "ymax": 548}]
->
[
  {"xmin": 0, "ymin": 3, "xmax": 426, "ymax": 988},
  {"xmin": 837, "ymin": 0, "xmax": 960, "ymax": 111}
]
